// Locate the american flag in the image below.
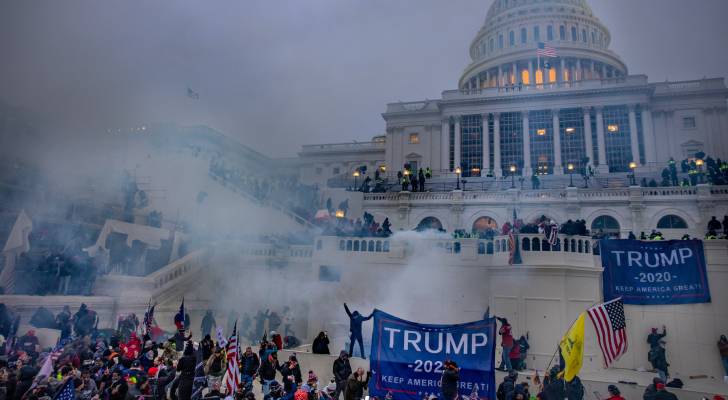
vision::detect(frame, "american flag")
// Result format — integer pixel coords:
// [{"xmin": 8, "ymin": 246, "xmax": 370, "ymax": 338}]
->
[
  {"xmin": 222, "ymin": 322, "xmax": 240, "ymax": 394},
  {"xmin": 587, "ymin": 298, "xmax": 628, "ymax": 368},
  {"xmin": 143, "ymin": 303, "xmax": 155, "ymax": 335},
  {"xmin": 467, "ymin": 382, "xmax": 479, "ymax": 400},
  {"xmin": 537, "ymin": 42, "xmax": 557, "ymax": 58},
  {"xmin": 508, "ymin": 231, "xmax": 516, "ymax": 265},
  {"xmin": 541, "ymin": 222, "xmax": 558, "ymax": 246},
  {"xmin": 52, "ymin": 378, "xmax": 75, "ymax": 400}
]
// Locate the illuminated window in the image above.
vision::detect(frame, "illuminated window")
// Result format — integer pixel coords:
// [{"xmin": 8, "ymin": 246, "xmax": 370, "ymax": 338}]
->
[
  {"xmin": 683, "ymin": 117, "xmax": 696, "ymax": 129},
  {"xmin": 535, "ymin": 69, "xmax": 544, "ymax": 85},
  {"xmin": 607, "ymin": 124, "xmax": 619, "ymax": 133},
  {"xmin": 537, "ymin": 129, "xmax": 546, "ymax": 136},
  {"xmin": 409, "ymin": 133, "xmax": 420, "ymax": 144},
  {"xmin": 563, "ymin": 68, "xmax": 570, "ymax": 82},
  {"xmin": 547, "ymin": 25, "xmax": 554, "ymax": 41},
  {"xmin": 548, "ymin": 68, "xmax": 557, "ymax": 83},
  {"xmin": 529, "ymin": 110, "xmax": 554, "ymax": 174},
  {"xmin": 521, "ymin": 70, "xmax": 530, "ymax": 85},
  {"xmin": 565, "ymin": 127, "xmax": 575, "ymax": 133}
]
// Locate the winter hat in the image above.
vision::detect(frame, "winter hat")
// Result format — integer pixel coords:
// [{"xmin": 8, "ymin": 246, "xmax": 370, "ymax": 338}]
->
[
  {"xmin": 607, "ymin": 385, "xmax": 620, "ymax": 395},
  {"xmin": 289, "ymin": 354, "xmax": 297, "ymax": 362},
  {"xmin": 656, "ymin": 383, "xmax": 666, "ymax": 390}
]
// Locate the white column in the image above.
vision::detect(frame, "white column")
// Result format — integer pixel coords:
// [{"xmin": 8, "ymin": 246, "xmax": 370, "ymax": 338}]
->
[
  {"xmin": 498, "ymin": 65, "xmax": 503, "ymax": 87},
  {"xmin": 441, "ymin": 118, "xmax": 450, "ymax": 172},
  {"xmin": 485, "ymin": 70, "xmax": 491, "ymax": 87},
  {"xmin": 494, "ymin": 113, "xmax": 502, "ymax": 177},
  {"xmin": 595, "ymin": 107, "xmax": 608, "ymax": 171},
  {"xmin": 583, "ymin": 108, "xmax": 593, "ymax": 166},
  {"xmin": 454, "ymin": 117, "xmax": 462, "ymax": 170},
  {"xmin": 641, "ymin": 107, "xmax": 657, "ymax": 168},
  {"xmin": 559, "ymin": 59, "xmax": 565, "ymax": 83},
  {"xmin": 512, "ymin": 63, "xmax": 518, "ymax": 84},
  {"xmin": 523, "ymin": 112, "xmax": 531, "ymax": 175},
  {"xmin": 552, "ymin": 109, "xmax": 563, "ymax": 174},
  {"xmin": 628, "ymin": 105, "xmax": 640, "ymax": 165},
  {"xmin": 482, "ymin": 114, "xmax": 490, "ymax": 175},
  {"xmin": 590, "ymin": 61, "xmax": 595, "ymax": 79},
  {"xmin": 476, "ymin": 74, "xmax": 481, "ymax": 89},
  {"xmin": 528, "ymin": 60, "xmax": 534, "ymax": 86}
]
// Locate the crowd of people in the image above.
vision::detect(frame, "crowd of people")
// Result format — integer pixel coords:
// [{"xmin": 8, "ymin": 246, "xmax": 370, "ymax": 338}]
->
[
  {"xmin": 209, "ymin": 159, "xmax": 321, "ymax": 223},
  {"xmin": 319, "ymin": 212, "xmax": 392, "ymax": 238},
  {"xmin": 659, "ymin": 154, "xmax": 728, "ymax": 187}
]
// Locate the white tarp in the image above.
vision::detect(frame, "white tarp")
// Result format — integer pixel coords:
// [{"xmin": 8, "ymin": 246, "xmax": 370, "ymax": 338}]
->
[
  {"xmin": 2, "ymin": 210, "xmax": 33, "ymax": 254},
  {"xmin": 84, "ymin": 219, "xmax": 171, "ymax": 257}
]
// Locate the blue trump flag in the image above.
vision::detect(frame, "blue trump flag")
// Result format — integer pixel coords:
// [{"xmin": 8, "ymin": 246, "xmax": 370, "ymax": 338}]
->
[
  {"xmin": 368, "ymin": 310, "xmax": 496, "ymax": 400},
  {"xmin": 600, "ymin": 239, "xmax": 711, "ymax": 305}
]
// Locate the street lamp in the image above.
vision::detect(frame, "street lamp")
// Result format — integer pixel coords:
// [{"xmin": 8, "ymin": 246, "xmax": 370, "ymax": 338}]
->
[
  {"xmin": 353, "ymin": 170, "xmax": 360, "ymax": 190},
  {"xmin": 628, "ymin": 161, "xmax": 637, "ymax": 186},
  {"xmin": 695, "ymin": 158, "xmax": 704, "ymax": 184},
  {"xmin": 335, "ymin": 209, "xmax": 345, "ymax": 219},
  {"xmin": 455, "ymin": 166, "xmax": 462, "ymax": 190},
  {"xmin": 509, "ymin": 165, "xmax": 517, "ymax": 189},
  {"xmin": 567, "ymin": 163, "xmax": 575, "ymax": 187}
]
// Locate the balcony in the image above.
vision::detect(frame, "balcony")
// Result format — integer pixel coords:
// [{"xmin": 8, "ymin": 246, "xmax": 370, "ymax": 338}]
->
[{"xmin": 300, "ymin": 141, "xmax": 385, "ymax": 155}]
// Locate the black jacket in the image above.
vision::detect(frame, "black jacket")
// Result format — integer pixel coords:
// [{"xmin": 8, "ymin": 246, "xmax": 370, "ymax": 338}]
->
[
  {"xmin": 279, "ymin": 362, "xmax": 302, "ymax": 392},
  {"xmin": 333, "ymin": 357, "xmax": 351, "ymax": 383},
  {"xmin": 440, "ymin": 368, "xmax": 459, "ymax": 399},
  {"xmin": 312, "ymin": 336, "xmax": 330, "ymax": 355},
  {"xmin": 259, "ymin": 358, "xmax": 279, "ymax": 381},
  {"xmin": 241, "ymin": 353, "xmax": 260, "ymax": 376}
]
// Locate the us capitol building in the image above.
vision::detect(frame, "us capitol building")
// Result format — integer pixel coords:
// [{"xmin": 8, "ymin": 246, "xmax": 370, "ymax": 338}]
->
[{"xmin": 2, "ymin": 0, "xmax": 728, "ymax": 394}]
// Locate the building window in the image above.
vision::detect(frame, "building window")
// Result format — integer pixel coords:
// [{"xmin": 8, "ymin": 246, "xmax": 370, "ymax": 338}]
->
[
  {"xmin": 499, "ymin": 34, "xmax": 504, "ymax": 49},
  {"xmin": 636, "ymin": 109, "xmax": 646, "ymax": 165},
  {"xmin": 559, "ymin": 25, "xmax": 566, "ymax": 40},
  {"xmin": 591, "ymin": 109, "xmax": 598, "ymax": 165},
  {"xmin": 547, "ymin": 25, "xmax": 554, "ymax": 41},
  {"xmin": 529, "ymin": 110, "xmax": 554, "ymax": 175},
  {"xmin": 534, "ymin": 26, "xmax": 540, "ymax": 42},
  {"xmin": 409, "ymin": 133, "xmax": 420, "ymax": 144},
  {"xmin": 582, "ymin": 29, "xmax": 587, "ymax": 43},
  {"xmin": 500, "ymin": 112, "xmax": 523, "ymax": 174},
  {"xmin": 603, "ymin": 106, "xmax": 632, "ymax": 172},
  {"xmin": 591, "ymin": 31, "xmax": 596, "ymax": 44},
  {"xmin": 417, "ymin": 217, "xmax": 443, "ymax": 232},
  {"xmin": 490, "ymin": 38, "xmax": 494, "ymax": 52},
  {"xmin": 571, "ymin": 26, "xmax": 577, "ymax": 41},
  {"xmin": 559, "ymin": 108, "xmax": 587, "ymax": 174},
  {"xmin": 488, "ymin": 114, "xmax": 495, "ymax": 173},
  {"xmin": 509, "ymin": 31, "xmax": 515, "ymax": 46},
  {"xmin": 315, "ymin": 167, "xmax": 322, "ymax": 175},
  {"xmin": 333, "ymin": 167, "xmax": 340, "ymax": 175},
  {"xmin": 460, "ymin": 115, "xmax": 483, "ymax": 177},
  {"xmin": 657, "ymin": 215, "xmax": 688, "ymax": 229},
  {"xmin": 520, "ymin": 28, "xmax": 527, "ymax": 44},
  {"xmin": 591, "ymin": 215, "xmax": 620, "ymax": 238},
  {"xmin": 683, "ymin": 117, "xmax": 696, "ymax": 129}
]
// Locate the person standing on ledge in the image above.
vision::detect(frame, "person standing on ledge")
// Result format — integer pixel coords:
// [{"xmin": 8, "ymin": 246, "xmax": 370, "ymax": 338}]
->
[{"xmin": 344, "ymin": 303, "xmax": 372, "ymax": 359}]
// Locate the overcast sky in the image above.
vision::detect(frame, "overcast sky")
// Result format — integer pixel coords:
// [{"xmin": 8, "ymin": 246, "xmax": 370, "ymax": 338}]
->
[{"xmin": 1, "ymin": 0, "xmax": 727, "ymax": 157}]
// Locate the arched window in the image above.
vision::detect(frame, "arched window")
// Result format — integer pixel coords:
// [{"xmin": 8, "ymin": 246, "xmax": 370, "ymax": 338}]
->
[
  {"xmin": 376, "ymin": 241, "xmax": 382, "ymax": 252},
  {"xmin": 478, "ymin": 242, "xmax": 486, "ymax": 254},
  {"xmin": 520, "ymin": 28, "xmax": 527, "ymax": 44},
  {"xmin": 416, "ymin": 217, "xmax": 443, "ymax": 232},
  {"xmin": 591, "ymin": 31, "xmax": 596, "ymax": 44},
  {"xmin": 353, "ymin": 241, "xmax": 359, "ymax": 251},
  {"xmin": 473, "ymin": 216, "xmax": 498, "ymax": 236},
  {"xmin": 571, "ymin": 26, "xmax": 577, "ymax": 41},
  {"xmin": 346, "ymin": 240, "xmax": 353, "ymax": 251},
  {"xmin": 547, "ymin": 25, "xmax": 554, "ymax": 41},
  {"xmin": 559, "ymin": 25, "xmax": 566, "ymax": 40},
  {"xmin": 487, "ymin": 242, "xmax": 494, "ymax": 254},
  {"xmin": 582, "ymin": 29, "xmax": 587, "ymax": 43},
  {"xmin": 591, "ymin": 215, "xmax": 621, "ymax": 237},
  {"xmin": 509, "ymin": 31, "xmax": 515, "ymax": 46},
  {"xmin": 499, "ymin": 34, "xmax": 504, "ymax": 49},
  {"xmin": 339, "ymin": 240, "xmax": 345, "ymax": 250},
  {"xmin": 522, "ymin": 238, "xmax": 530, "ymax": 251},
  {"xmin": 532, "ymin": 237, "xmax": 541, "ymax": 251},
  {"xmin": 657, "ymin": 215, "xmax": 688, "ymax": 229},
  {"xmin": 368, "ymin": 240, "xmax": 375, "ymax": 251},
  {"xmin": 490, "ymin": 38, "xmax": 494, "ymax": 52},
  {"xmin": 383, "ymin": 241, "xmax": 390, "ymax": 252},
  {"xmin": 534, "ymin": 26, "xmax": 540, "ymax": 42}
]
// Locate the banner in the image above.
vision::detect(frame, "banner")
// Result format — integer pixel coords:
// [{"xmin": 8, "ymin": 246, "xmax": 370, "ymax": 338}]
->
[
  {"xmin": 368, "ymin": 310, "xmax": 496, "ymax": 400},
  {"xmin": 600, "ymin": 239, "xmax": 710, "ymax": 305}
]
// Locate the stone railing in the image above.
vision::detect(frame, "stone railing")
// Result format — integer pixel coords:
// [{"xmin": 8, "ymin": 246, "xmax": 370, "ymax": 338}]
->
[
  {"xmin": 363, "ymin": 184, "xmax": 728, "ymax": 205},
  {"xmin": 149, "ymin": 249, "xmax": 209, "ymax": 290},
  {"xmin": 315, "ymin": 234, "xmax": 598, "ymax": 269}
]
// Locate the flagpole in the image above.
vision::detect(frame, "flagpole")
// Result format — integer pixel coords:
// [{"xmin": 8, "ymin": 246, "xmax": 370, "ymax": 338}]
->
[{"xmin": 543, "ymin": 300, "xmax": 601, "ymax": 376}]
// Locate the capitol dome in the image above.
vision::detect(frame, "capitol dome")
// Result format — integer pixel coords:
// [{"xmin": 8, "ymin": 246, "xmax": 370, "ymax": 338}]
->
[{"xmin": 459, "ymin": 0, "xmax": 627, "ymax": 90}]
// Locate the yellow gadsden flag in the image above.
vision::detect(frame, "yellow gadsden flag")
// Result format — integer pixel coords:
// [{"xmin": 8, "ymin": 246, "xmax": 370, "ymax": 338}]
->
[{"xmin": 559, "ymin": 312, "xmax": 586, "ymax": 382}]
